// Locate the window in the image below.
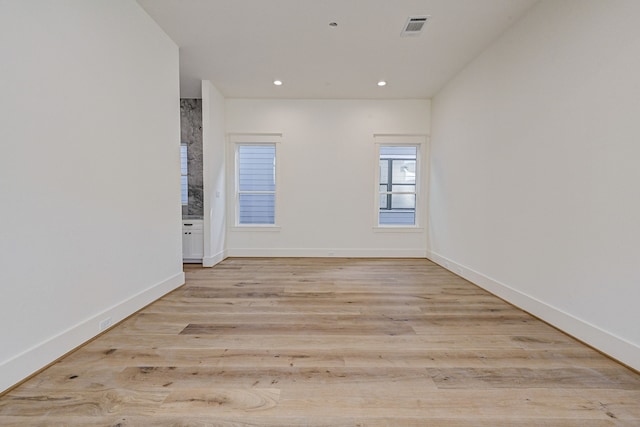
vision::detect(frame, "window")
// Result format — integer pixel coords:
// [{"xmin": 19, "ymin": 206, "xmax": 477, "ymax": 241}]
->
[
  {"xmin": 180, "ymin": 144, "xmax": 188, "ymax": 205},
  {"xmin": 236, "ymin": 144, "xmax": 276, "ymax": 225},
  {"xmin": 378, "ymin": 145, "xmax": 418, "ymax": 226}
]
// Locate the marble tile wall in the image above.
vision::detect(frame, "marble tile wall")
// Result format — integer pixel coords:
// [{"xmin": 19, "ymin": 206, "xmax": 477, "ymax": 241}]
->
[{"xmin": 180, "ymin": 99, "xmax": 203, "ymax": 218}]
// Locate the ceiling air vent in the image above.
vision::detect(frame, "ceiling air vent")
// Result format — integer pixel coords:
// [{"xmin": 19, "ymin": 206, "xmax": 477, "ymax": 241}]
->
[{"xmin": 401, "ymin": 15, "xmax": 430, "ymax": 37}]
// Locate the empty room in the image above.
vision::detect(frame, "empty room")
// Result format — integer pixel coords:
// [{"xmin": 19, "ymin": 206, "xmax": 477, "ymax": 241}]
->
[{"xmin": 1, "ymin": 0, "xmax": 639, "ymax": 425}]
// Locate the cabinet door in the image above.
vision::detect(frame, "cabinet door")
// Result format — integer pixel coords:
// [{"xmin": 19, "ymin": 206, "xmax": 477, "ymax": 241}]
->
[
  {"xmin": 182, "ymin": 220, "xmax": 203, "ymax": 262},
  {"xmin": 189, "ymin": 229, "xmax": 204, "ymax": 259},
  {"xmin": 182, "ymin": 230, "xmax": 193, "ymax": 259}
]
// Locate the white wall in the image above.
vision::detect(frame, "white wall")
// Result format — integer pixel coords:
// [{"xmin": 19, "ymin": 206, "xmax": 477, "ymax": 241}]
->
[
  {"xmin": 202, "ymin": 81, "xmax": 227, "ymax": 266},
  {"xmin": 429, "ymin": 0, "xmax": 640, "ymax": 369},
  {"xmin": 225, "ymin": 99, "xmax": 430, "ymax": 257},
  {"xmin": 0, "ymin": 0, "xmax": 183, "ymax": 392}
]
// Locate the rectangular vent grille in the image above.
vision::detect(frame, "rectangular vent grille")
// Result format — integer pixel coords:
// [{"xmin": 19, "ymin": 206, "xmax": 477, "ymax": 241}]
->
[{"xmin": 401, "ymin": 15, "xmax": 429, "ymax": 37}]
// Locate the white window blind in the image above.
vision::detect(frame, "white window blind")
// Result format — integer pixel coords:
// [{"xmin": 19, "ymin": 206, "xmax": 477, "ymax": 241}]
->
[
  {"xmin": 237, "ymin": 144, "xmax": 276, "ymax": 225},
  {"xmin": 180, "ymin": 144, "xmax": 188, "ymax": 205}
]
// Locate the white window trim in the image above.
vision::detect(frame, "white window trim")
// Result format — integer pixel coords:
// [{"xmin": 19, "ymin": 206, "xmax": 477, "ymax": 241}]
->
[
  {"xmin": 373, "ymin": 134, "xmax": 428, "ymax": 231},
  {"xmin": 228, "ymin": 133, "xmax": 282, "ymax": 229}
]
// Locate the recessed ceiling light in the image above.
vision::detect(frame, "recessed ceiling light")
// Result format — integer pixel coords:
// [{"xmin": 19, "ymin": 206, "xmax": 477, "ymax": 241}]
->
[
  {"xmin": 377, "ymin": 80, "xmax": 387, "ymax": 87},
  {"xmin": 273, "ymin": 80, "xmax": 283, "ymax": 86}
]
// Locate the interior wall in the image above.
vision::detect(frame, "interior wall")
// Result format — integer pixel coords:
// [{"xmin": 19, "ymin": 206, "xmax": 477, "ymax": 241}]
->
[
  {"xmin": 429, "ymin": 0, "xmax": 640, "ymax": 369},
  {"xmin": 202, "ymin": 80, "xmax": 227, "ymax": 266},
  {"xmin": 225, "ymin": 99, "xmax": 430, "ymax": 257},
  {"xmin": 0, "ymin": 0, "xmax": 183, "ymax": 392}
]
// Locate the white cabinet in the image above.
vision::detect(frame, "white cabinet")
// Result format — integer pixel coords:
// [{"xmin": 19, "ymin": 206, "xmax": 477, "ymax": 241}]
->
[{"xmin": 182, "ymin": 220, "xmax": 203, "ymax": 262}]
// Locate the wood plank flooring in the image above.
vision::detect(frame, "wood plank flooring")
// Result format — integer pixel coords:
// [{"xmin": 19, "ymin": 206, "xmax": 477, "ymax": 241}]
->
[{"xmin": 1, "ymin": 257, "xmax": 639, "ymax": 426}]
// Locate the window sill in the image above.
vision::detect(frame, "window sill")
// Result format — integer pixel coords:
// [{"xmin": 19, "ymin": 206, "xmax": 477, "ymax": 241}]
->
[
  {"xmin": 231, "ymin": 226, "xmax": 281, "ymax": 232},
  {"xmin": 373, "ymin": 226, "xmax": 424, "ymax": 233}
]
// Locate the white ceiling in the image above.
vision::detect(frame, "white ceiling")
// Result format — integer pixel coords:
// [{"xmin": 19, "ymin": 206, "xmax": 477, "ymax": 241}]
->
[{"xmin": 137, "ymin": 0, "xmax": 537, "ymax": 99}]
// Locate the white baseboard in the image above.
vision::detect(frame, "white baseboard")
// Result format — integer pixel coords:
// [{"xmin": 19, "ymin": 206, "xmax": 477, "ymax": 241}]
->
[
  {"xmin": 202, "ymin": 250, "xmax": 227, "ymax": 267},
  {"xmin": 0, "ymin": 271, "xmax": 185, "ymax": 394},
  {"xmin": 426, "ymin": 250, "xmax": 640, "ymax": 371},
  {"xmin": 226, "ymin": 248, "xmax": 428, "ymax": 258}
]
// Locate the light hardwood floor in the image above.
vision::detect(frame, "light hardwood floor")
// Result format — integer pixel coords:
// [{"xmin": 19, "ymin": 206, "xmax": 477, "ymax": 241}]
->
[{"xmin": 1, "ymin": 258, "xmax": 639, "ymax": 426}]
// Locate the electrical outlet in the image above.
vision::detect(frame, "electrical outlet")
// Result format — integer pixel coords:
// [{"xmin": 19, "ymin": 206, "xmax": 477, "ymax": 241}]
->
[{"xmin": 99, "ymin": 317, "xmax": 112, "ymax": 332}]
